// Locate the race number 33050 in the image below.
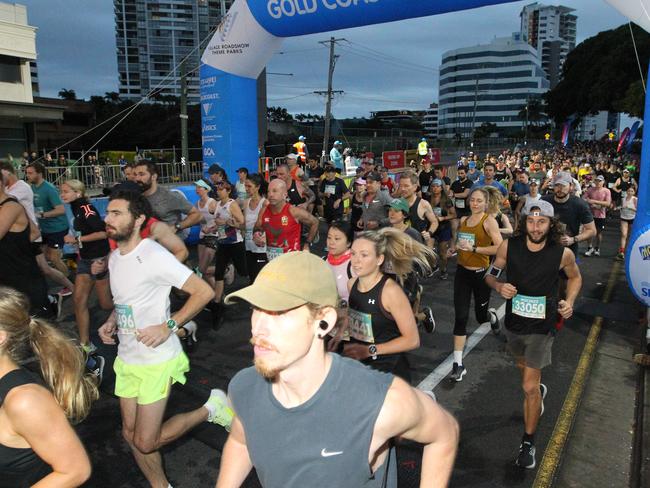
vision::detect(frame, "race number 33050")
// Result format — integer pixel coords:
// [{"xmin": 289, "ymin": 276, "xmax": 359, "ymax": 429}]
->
[{"xmin": 512, "ymin": 294, "xmax": 546, "ymax": 319}]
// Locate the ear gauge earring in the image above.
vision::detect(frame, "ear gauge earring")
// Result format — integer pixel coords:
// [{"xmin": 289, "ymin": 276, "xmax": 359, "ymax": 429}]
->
[{"xmin": 319, "ymin": 320, "xmax": 329, "ymax": 330}]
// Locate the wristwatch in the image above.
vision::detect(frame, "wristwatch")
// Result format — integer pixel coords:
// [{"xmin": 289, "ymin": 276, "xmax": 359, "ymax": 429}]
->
[
  {"xmin": 175, "ymin": 223, "xmax": 182, "ymax": 231},
  {"xmin": 166, "ymin": 319, "xmax": 179, "ymax": 333},
  {"xmin": 368, "ymin": 344, "xmax": 378, "ymax": 360}
]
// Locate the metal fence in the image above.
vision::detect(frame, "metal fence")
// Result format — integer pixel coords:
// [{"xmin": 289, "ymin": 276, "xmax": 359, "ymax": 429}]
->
[{"xmin": 41, "ymin": 161, "xmax": 205, "ymax": 190}]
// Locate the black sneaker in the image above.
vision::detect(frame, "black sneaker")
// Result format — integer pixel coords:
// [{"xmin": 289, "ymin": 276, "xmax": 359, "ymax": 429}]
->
[
  {"xmin": 515, "ymin": 441, "xmax": 536, "ymax": 469},
  {"xmin": 450, "ymin": 363, "xmax": 466, "ymax": 382},
  {"xmin": 540, "ymin": 383, "xmax": 547, "ymax": 417},
  {"xmin": 422, "ymin": 307, "xmax": 436, "ymax": 333},
  {"xmin": 86, "ymin": 354, "xmax": 105, "ymax": 386},
  {"xmin": 488, "ymin": 308, "xmax": 500, "ymax": 335}
]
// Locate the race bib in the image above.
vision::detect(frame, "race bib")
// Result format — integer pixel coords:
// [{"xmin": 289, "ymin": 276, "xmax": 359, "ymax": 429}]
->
[
  {"xmin": 115, "ymin": 304, "xmax": 137, "ymax": 335},
  {"xmin": 348, "ymin": 308, "xmax": 375, "ymax": 343},
  {"xmin": 457, "ymin": 232, "xmax": 475, "ymax": 248},
  {"xmin": 217, "ymin": 225, "xmax": 227, "ymax": 240},
  {"xmin": 245, "ymin": 229, "xmax": 253, "ymax": 241},
  {"xmin": 267, "ymin": 246, "xmax": 284, "ymax": 261},
  {"xmin": 433, "ymin": 207, "xmax": 442, "ymax": 217},
  {"xmin": 324, "ymin": 184, "xmax": 336, "ymax": 195},
  {"xmin": 512, "ymin": 294, "xmax": 546, "ymax": 319},
  {"xmin": 608, "ymin": 182, "xmax": 615, "ymax": 189},
  {"xmin": 455, "ymin": 199, "xmax": 466, "ymax": 209},
  {"xmin": 421, "ymin": 185, "xmax": 429, "ymax": 194}
]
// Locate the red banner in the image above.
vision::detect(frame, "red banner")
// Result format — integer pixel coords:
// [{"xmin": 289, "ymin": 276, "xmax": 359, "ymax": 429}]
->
[{"xmin": 382, "ymin": 151, "xmax": 405, "ymax": 170}]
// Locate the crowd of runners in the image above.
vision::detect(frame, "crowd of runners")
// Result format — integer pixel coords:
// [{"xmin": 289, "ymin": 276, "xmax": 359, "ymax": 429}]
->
[{"xmin": 0, "ymin": 139, "xmax": 643, "ymax": 486}]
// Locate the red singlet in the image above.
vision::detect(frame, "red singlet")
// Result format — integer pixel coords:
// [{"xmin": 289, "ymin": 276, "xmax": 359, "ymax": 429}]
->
[{"xmin": 261, "ymin": 203, "xmax": 301, "ymax": 260}]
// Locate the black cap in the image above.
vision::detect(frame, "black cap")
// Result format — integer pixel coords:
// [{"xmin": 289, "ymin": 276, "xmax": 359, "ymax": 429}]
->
[
  {"xmin": 208, "ymin": 164, "xmax": 224, "ymax": 175},
  {"xmin": 110, "ymin": 181, "xmax": 142, "ymax": 196},
  {"xmin": 365, "ymin": 171, "xmax": 381, "ymax": 182},
  {"xmin": 324, "ymin": 165, "xmax": 336, "ymax": 173}
]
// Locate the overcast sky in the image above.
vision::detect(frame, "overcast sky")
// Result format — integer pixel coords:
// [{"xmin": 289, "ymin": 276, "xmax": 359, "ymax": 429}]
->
[{"xmin": 23, "ymin": 0, "xmax": 628, "ymax": 118}]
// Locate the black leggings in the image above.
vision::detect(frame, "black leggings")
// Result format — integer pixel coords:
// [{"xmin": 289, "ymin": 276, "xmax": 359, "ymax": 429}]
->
[
  {"xmin": 453, "ymin": 265, "xmax": 491, "ymax": 336},
  {"xmin": 214, "ymin": 241, "xmax": 247, "ymax": 280},
  {"xmin": 246, "ymin": 251, "xmax": 268, "ymax": 283}
]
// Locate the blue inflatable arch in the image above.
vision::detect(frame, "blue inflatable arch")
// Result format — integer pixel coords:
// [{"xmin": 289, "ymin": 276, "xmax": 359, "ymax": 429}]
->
[{"xmin": 200, "ymin": 0, "xmax": 650, "ymax": 306}]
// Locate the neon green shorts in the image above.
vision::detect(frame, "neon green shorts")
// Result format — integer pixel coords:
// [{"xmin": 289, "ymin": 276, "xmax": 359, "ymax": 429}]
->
[{"xmin": 114, "ymin": 353, "xmax": 190, "ymax": 405}]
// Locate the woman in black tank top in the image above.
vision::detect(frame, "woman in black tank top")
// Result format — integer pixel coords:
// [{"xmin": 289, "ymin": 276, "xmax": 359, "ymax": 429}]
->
[
  {"xmin": 344, "ymin": 228, "xmax": 436, "ymax": 383},
  {"xmin": 0, "ymin": 287, "xmax": 97, "ymax": 487}
]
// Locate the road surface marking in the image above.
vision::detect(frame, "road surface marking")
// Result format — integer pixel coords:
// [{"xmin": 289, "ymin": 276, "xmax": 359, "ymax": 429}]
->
[{"xmin": 417, "ymin": 302, "xmax": 506, "ymax": 392}]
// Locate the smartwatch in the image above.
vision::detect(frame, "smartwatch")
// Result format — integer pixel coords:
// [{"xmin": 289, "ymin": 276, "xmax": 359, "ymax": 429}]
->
[
  {"xmin": 368, "ymin": 344, "xmax": 378, "ymax": 360},
  {"xmin": 166, "ymin": 319, "xmax": 179, "ymax": 333}
]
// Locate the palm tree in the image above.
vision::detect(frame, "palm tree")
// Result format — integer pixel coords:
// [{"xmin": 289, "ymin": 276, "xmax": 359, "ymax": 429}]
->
[
  {"xmin": 58, "ymin": 88, "xmax": 77, "ymax": 100},
  {"xmin": 104, "ymin": 91, "xmax": 121, "ymax": 104}
]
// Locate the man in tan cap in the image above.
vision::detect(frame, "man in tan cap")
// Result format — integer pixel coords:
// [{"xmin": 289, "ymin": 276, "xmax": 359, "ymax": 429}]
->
[{"xmin": 216, "ymin": 251, "xmax": 459, "ymax": 488}]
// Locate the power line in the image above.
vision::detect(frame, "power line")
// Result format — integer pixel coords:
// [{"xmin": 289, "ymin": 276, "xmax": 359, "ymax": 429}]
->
[
  {"xmin": 346, "ymin": 40, "xmax": 439, "ymax": 72},
  {"xmin": 337, "ymin": 45, "xmax": 437, "ymax": 75}
]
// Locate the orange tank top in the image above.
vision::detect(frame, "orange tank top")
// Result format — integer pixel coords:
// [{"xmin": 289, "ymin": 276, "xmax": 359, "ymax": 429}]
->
[{"xmin": 457, "ymin": 213, "xmax": 491, "ymax": 269}]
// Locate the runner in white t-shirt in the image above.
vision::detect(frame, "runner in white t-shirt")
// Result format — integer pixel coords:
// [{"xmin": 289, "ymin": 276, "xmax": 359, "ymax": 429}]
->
[{"xmin": 97, "ymin": 190, "xmax": 233, "ymax": 488}]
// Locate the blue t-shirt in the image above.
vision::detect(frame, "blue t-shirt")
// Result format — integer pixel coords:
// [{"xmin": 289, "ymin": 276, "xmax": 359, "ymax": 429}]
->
[
  {"xmin": 471, "ymin": 179, "xmax": 509, "ymax": 197},
  {"xmin": 32, "ymin": 181, "xmax": 69, "ymax": 234},
  {"xmin": 511, "ymin": 181, "xmax": 530, "ymax": 197}
]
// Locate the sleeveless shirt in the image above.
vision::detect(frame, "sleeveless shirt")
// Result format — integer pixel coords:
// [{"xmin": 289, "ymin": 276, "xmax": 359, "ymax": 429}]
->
[
  {"xmin": 349, "ymin": 275, "xmax": 404, "ymax": 374},
  {"xmin": 505, "ymin": 235, "xmax": 564, "ymax": 335},
  {"xmin": 245, "ymin": 197, "xmax": 267, "ymax": 253},
  {"xmin": 0, "ymin": 198, "xmax": 48, "ymax": 314},
  {"xmin": 408, "ymin": 197, "xmax": 428, "ymax": 233},
  {"xmin": 287, "ymin": 180, "xmax": 306, "ymax": 206},
  {"xmin": 326, "ymin": 251, "xmax": 353, "ymax": 301},
  {"xmin": 228, "ymin": 354, "xmax": 397, "ymax": 488},
  {"xmin": 261, "ymin": 203, "xmax": 301, "ymax": 260},
  {"xmin": 457, "ymin": 213, "xmax": 491, "ymax": 269},
  {"xmin": 197, "ymin": 197, "xmax": 217, "ymax": 238},
  {"xmin": 215, "ymin": 199, "xmax": 243, "ymax": 244},
  {"xmin": 0, "ymin": 369, "xmax": 52, "ymax": 488}
]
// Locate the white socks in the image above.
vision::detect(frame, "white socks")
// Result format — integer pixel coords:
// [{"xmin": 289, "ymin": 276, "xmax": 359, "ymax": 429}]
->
[{"xmin": 453, "ymin": 350, "xmax": 463, "ymax": 366}]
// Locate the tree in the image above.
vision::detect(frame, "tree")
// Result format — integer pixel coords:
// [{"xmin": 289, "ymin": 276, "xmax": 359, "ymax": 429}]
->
[
  {"xmin": 104, "ymin": 91, "xmax": 121, "ymax": 104},
  {"xmin": 546, "ymin": 23, "xmax": 650, "ymax": 122},
  {"xmin": 267, "ymin": 106, "xmax": 293, "ymax": 122},
  {"xmin": 474, "ymin": 122, "xmax": 498, "ymax": 139},
  {"xmin": 58, "ymin": 88, "xmax": 77, "ymax": 100}
]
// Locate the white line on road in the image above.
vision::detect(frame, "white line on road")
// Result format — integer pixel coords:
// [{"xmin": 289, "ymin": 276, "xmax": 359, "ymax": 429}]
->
[{"xmin": 417, "ymin": 302, "xmax": 506, "ymax": 392}]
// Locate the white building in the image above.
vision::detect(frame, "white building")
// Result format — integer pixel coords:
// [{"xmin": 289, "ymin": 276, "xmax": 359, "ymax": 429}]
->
[
  {"xmin": 575, "ymin": 112, "xmax": 643, "ymax": 141},
  {"xmin": 438, "ymin": 34, "xmax": 549, "ymax": 139},
  {"xmin": 423, "ymin": 103, "xmax": 438, "ymax": 138},
  {"xmin": 0, "ymin": 2, "xmax": 62, "ymax": 157},
  {"xmin": 520, "ymin": 3, "xmax": 577, "ymax": 88}
]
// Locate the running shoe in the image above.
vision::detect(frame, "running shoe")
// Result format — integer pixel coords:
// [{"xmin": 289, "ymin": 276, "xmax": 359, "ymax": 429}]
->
[
  {"xmin": 615, "ymin": 252, "xmax": 625, "ymax": 261},
  {"xmin": 515, "ymin": 441, "xmax": 536, "ymax": 469},
  {"xmin": 224, "ymin": 264, "xmax": 235, "ymax": 285},
  {"xmin": 593, "ymin": 249, "xmax": 600, "ymax": 256},
  {"xmin": 439, "ymin": 271, "xmax": 448, "ymax": 281},
  {"xmin": 540, "ymin": 383, "xmax": 547, "ymax": 417},
  {"xmin": 180, "ymin": 320, "xmax": 198, "ymax": 353},
  {"xmin": 57, "ymin": 287, "xmax": 73, "ymax": 297},
  {"xmin": 488, "ymin": 308, "xmax": 500, "ymax": 335},
  {"xmin": 205, "ymin": 388, "xmax": 234, "ymax": 431},
  {"xmin": 450, "ymin": 363, "xmax": 466, "ymax": 382},
  {"xmin": 421, "ymin": 307, "xmax": 436, "ymax": 334},
  {"xmin": 86, "ymin": 354, "xmax": 105, "ymax": 386},
  {"xmin": 50, "ymin": 294, "xmax": 63, "ymax": 320},
  {"xmin": 584, "ymin": 247, "xmax": 595, "ymax": 257}
]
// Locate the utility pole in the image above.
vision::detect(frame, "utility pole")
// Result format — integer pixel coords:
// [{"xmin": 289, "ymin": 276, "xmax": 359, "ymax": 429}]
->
[
  {"xmin": 317, "ymin": 37, "xmax": 345, "ymax": 158},
  {"xmin": 180, "ymin": 59, "xmax": 189, "ymax": 164}
]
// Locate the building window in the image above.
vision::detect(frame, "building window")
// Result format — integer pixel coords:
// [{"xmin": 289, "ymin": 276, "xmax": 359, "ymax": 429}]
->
[{"xmin": 0, "ymin": 55, "xmax": 22, "ymax": 83}]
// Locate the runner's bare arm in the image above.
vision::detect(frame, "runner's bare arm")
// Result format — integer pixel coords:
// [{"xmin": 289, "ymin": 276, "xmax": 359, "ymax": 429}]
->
[
  {"xmin": 41, "ymin": 203, "xmax": 65, "ymax": 218},
  {"xmin": 373, "ymin": 378, "xmax": 458, "ymax": 488},
  {"xmin": 477, "ymin": 215, "xmax": 504, "ymax": 256},
  {"xmin": 0, "ymin": 201, "xmax": 23, "ymax": 238},
  {"xmin": 179, "ymin": 206, "xmax": 203, "ymax": 229},
  {"xmin": 215, "ymin": 415, "xmax": 253, "ymax": 488},
  {"xmin": 98, "ymin": 310, "xmax": 117, "ymax": 345},
  {"xmin": 573, "ymin": 220, "xmax": 597, "ymax": 245},
  {"xmin": 559, "ymin": 248, "xmax": 582, "ymax": 318},
  {"xmin": 290, "ymin": 206, "xmax": 319, "ymax": 248},
  {"xmin": 421, "ymin": 201, "xmax": 439, "ymax": 235},
  {"xmin": 485, "ymin": 240, "xmax": 516, "ymax": 299},
  {"xmin": 151, "ymin": 221, "xmax": 189, "ymax": 262},
  {"xmin": 228, "ymin": 200, "xmax": 245, "ymax": 228}
]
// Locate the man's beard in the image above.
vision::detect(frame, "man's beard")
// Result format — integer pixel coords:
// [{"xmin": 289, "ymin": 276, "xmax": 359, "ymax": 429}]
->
[
  {"xmin": 254, "ymin": 359, "xmax": 281, "ymax": 380},
  {"xmin": 137, "ymin": 178, "xmax": 152, "ymax": 191},
  {"xmin": 108, "ymin": 219, "xmax": 136, "ymax": 243},
  {"xmin": 527, "ymin": 229, "xmax": 549, "ymax": 244}
]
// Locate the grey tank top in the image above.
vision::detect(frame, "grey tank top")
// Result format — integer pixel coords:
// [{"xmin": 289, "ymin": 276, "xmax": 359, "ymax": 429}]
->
[{"xmin": 228, "ymin": 353, "xmax": 397, "ymax": 488}]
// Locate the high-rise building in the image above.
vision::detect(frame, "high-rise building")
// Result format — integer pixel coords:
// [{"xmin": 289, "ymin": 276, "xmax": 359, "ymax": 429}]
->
[
  {"xmin": 437, "ymin": 33, "xmax": 549, "ymax": 139},
  {"xmin": 29, "ymin": 60, "xmax": 39, "ymax": 96},
  {"xmin": 520, "ymin": 3, "xmax": 576, "ymax": 88},
  {"xmin": 114, "ymin": 0, "xmax": 233, "ymax": 103},
  {"xmin": 423, "ymin": 103, "xmax": 438, "ymax": 138}
]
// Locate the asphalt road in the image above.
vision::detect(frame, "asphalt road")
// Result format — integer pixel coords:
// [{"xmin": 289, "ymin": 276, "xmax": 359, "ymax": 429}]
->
[{"xmin": 60, "ymin": 221, "xmax": 640, "ymax": 488}]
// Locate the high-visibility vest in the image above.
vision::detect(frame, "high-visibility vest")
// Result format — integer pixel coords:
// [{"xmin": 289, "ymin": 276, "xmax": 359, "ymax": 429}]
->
[
  {"xmin": 293, "ymin": 141, "xmax": 307, "ymax": 162},
  {"xmin": 418, "ymin": 141, "xmax": 428, "ymax": 156}
]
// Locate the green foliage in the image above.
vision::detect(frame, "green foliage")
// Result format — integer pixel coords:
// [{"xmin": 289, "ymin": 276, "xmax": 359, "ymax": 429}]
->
[
  {"xmin": 58, "ymin": 88, "xmax": 77, "ymax": 100},
  {"xmin": 546, "ymin": 23, "xmax": 650, "ymax": 122},
  {"xmin": 98, "ymin": 151, "xmax": 137, "ymax": 163}
]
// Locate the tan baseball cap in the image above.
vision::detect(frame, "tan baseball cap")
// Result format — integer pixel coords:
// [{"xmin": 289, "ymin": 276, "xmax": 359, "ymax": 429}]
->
[{"xmin": 224, "ymin": 251, "xmax": 338, "ymax": 311}]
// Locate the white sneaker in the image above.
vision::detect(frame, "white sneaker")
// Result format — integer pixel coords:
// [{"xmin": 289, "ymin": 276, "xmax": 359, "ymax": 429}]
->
[
  {"xmin": 593, "ymin": 249, "xmax": 600, "ymax": 256},
  {"xmin": 204, "ymin": 389, "xmax": 234, "ymax": 431},
  {"xmin": 584, "ymin": 247, "xmax": 595, "ymax": 257}
]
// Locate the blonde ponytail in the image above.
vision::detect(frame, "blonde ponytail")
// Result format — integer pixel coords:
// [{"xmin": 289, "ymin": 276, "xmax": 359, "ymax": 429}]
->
[{"xmin": 0, "ymin": 287, "xmax": 98, "ymax": 424}]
